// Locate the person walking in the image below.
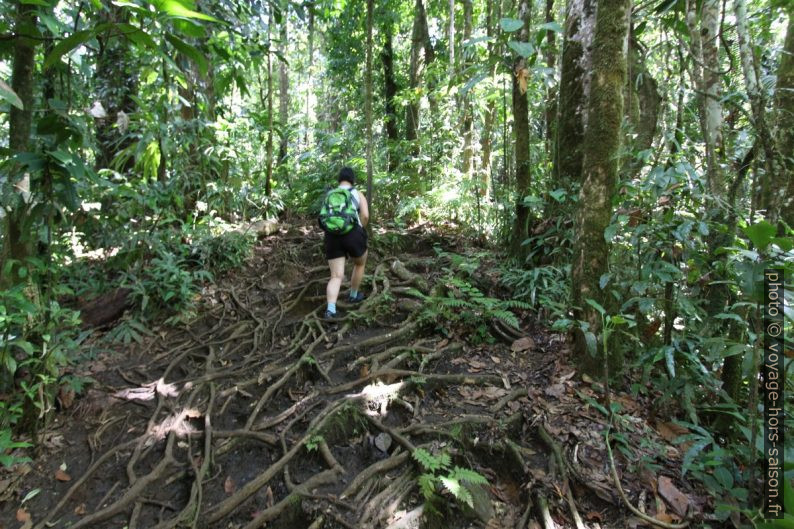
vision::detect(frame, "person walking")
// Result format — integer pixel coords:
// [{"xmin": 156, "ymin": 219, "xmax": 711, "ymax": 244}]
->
[{"xmin": 318, "ymin": 167, "xmax": 369, "ymax": 319}]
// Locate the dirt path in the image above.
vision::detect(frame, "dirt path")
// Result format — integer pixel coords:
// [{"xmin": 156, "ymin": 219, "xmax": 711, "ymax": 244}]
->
[{"xmin": 1, "ymin": 225, "xmax": 701, "ymax": 529}]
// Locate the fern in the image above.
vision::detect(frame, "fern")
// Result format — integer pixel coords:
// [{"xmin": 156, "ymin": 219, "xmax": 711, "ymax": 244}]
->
[
  {"xmin": 418, "ymin": 473, "xmax": 437, "ymax": 500},
  {"xmin": 440, "ymin": 476, "xmax": 474, "ymax": 507},
  {"xmin": 491, "ymin": 309, "xmax": 520, "ymax": 328},
  {"xmin": 449, "ymin": 466, "xmax": 488, "ymax": 485}
]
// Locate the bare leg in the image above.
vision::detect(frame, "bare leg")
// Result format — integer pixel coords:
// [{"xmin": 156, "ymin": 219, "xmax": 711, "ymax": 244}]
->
[
  {"xmin": 350, "ymin": 251, "xmax": 368, "ymax": 292},
  {"xmin": 326, "ymin": 257, "xmax": 346, "ymax": 307}
]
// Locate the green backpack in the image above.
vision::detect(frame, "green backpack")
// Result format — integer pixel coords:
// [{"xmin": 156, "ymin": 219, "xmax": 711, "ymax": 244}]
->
[{"xmin": 318, "ymin": 187, "xmax": 359, "ymax": 235}]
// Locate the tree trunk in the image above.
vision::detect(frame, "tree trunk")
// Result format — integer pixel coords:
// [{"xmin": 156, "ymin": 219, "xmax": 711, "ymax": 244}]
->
[
  {"xmin": 480, "ymin": 0, "xmax": 496, "ymax": 195},
  {"xmin": 544, "ymin": 0, "xmax": 557, "ymax": 153},
  {"xmin": 621, "ymin": 33, "xmax": 661, "ymax": 179},
  {"xmin": 365, "ymin": 0, "xmax": 374, "ymax": 217},
  {"xmin": 278, "ymin": 3, "xmax": 289, "ymax": 168},
  {"xmin": 94, "ymin": 5, "xmax": 137, "ymax": 171},
  {"xmin": 461, "ymin": 0, "xmax": 474, "ymax": 176},
  {"xmin": 448, "ymin": 0, "xmax": 456, "ymax": 78},
  {"xmin": 570, "ymin": 0, "xmax": 630, "ymax": 375},
  {"xmin": 554, "ymin": 0, "xmax": 596, "ymax": 195},
  {"xmin": 266, "ymin": 12, "xmax": 274, "ymax": 196},
  {"xmin": 382, "ymin": 20, "xmax": 400, "ymax": 173},
  {"xmin": 406, "ymin": 0, "xmax": 434, "ymax": 161},
  {"xmin": 773, "ymin": 10, "xmax": 794, "ymax": 231},
  {"xmin": 510, "ymin": 0, "xmax": 532, "ymax": 259},
  {"xmin": 1, "ymin": 1, "xmax": 37, "ymax": 288},
  {"xmin": 304, "ymin": 5, "xmax": 314, "ymax": 149}
]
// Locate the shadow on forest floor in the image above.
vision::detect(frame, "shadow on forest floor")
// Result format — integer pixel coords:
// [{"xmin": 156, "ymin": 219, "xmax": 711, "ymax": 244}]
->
[{"xmin": 0, "ymin": 223, "xmax": 706, "ymax": 529}]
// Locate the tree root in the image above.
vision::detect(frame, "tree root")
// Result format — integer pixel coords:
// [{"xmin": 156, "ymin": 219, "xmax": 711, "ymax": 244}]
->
[{"xmin": 606, "ymin": 427, "xmax": 690, "ymax": 529}]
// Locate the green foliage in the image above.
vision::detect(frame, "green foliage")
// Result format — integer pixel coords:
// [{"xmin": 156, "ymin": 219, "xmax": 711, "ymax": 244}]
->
[
  {"xmin": 412, "ymin": 447, "xmax": 488, "ymax": 509},
  {"xmin": 305, "ymin": 434, "xmax": 324, "ymax": 452},
  {"xmin": 413, "ymin": 250, "xmax": 530, "ymax": 342}
]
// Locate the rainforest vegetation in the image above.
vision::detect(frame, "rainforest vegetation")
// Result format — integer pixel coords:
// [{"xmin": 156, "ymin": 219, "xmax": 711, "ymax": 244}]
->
[{"xmin": 0, "ymin": 0, "xmax": 792, "ymax": 527}]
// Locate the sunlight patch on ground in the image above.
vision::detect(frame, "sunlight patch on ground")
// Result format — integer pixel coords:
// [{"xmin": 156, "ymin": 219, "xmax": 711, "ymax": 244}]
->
[
  {"xmin": 113, "ymin": 378, "xmax": 180, "ymax": 402},
  {"xmin": 351, "ymin": 381, "xmax": 404, "ymax": 416}
]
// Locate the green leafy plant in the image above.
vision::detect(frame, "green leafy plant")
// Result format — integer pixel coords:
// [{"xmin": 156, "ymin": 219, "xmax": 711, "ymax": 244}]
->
[{"xmin": 412, "ymin": 447, "xmax": 488, "ymax": 509}]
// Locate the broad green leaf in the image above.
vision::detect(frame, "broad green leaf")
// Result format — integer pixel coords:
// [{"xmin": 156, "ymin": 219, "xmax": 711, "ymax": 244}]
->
[
  {"xmin": 507, "ymin": 41, "xmax": 534, "ymax": 58},
  {"xmin": 604, "ymin": 223, "xmax": 618, "ymax": 242},
  {"xmin": 460, "ymin": 72, "xmax": 487, "ymax": 97},
  {"xmin": 165, "ymin": 34, "xmax": 208, "ymax": 76},
  {"xmin": 118, "ymin": 24, "xmax": 158, "ymax": 50},
  {"xmin": 537, "ymin": 21, "xmax": 563, "ymax": 32},
  {"xmin": 585, "ymin": 298, "xmax": 606, "ymax": 316},
  {"xmin": 500, "ymin": 18, "xmax": 523, "ymax": 32},
  {"xmin": 599, "ymin": 273, "xmax": 611, "ymax": 289},
  {"xmin": 742, "ymin": 220, "xmax": 776, "ymax": 251},
  {"xmin": 150, "ymin": 0, "xmax": 221, "ymax": 22},
  {"xmin": 773, "ymin": 237, "xmax": 793, "ymax": 251},
  {"xmin": 43, "ymin": 29, "xmax": 95, "ymax": 70},
  {"xmin": 0, "ymin": 79, "xmax": 24, "ymax": 110},
  {"xmin": 584, "ymin": 331, "xmax": 597, "ymax": 355}
]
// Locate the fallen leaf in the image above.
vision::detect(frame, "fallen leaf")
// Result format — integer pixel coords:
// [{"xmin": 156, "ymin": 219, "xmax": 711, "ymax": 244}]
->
[
  {"xmin": 511, "ymin": 337, "xmax": 535, "ymax": 353},
  {"xmin": 55, "ymin": 469, "xmax": 71, "ymax": 482},
  {"xmin": 183, "ymin": 408, "xmax": 202, "ymax": 419},
  {"xmin": 359, "ymin": 365, "xmax": 370, "ymax": 378},
  {"xmin": 658, "ymin": 476, "xmax": 690, "ymax": 517},
  {"xmin": 490, "ymin": 356, "xmax": 501, "ymax": 364},
  {"xmin": 224, "ymin": 476, "xmax": 236, "ymax": 495},
  {"xmin": 264, "ymin": 485, "xmax": 274, "ymax": 508},
  {"xmin": 16, "ymin": 509, "xmax": 30, "ymax": 522},
  {"xmin": 74, "ymin": 503, "xmax": 86, "ymax": 515},
  {"xmin": 57, "ymin": 386, "xmax": 75, "ymax": 409},
  {"xmin": 544, "ymin": 384, "xmax": 566, "ymax": 398}
]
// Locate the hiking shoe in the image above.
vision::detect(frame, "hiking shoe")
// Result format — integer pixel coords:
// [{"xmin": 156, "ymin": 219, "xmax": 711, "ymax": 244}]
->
[
  {"xmin": 324, "ymin": 310, "xmax": 338, "ymax": 320},
  {"xmin": 348, "ymin": 292, "xmax": 366, "ymax": 303}
]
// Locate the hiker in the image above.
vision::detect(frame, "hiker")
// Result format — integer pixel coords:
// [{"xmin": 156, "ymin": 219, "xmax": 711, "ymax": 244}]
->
[{"xmin": 318, "ymin": 167, "xmax": 369, "ymax": 319}]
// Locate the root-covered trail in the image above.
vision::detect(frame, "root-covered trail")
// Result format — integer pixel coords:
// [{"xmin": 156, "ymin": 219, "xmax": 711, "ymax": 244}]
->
[{"xmin": 2, "ymin": 225, "xmax": 701, "ymax": 529}]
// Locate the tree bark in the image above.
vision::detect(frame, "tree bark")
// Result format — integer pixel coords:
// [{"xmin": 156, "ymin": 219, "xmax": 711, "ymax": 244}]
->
[
  {"xmin": 365, "ymin": 0, "xmax": 374, "ymax": 217},
  {"xmin": 461, "ymin": 0, "xmax": 474, "ymax": 176},
  {"xmin": 94, "ymin": 5, "xmax": 137, "ymax": 171},
  {"xmin": 769, "ymin": 8, "xmax": 794, "ymax": 232},
  {"xmin": 1, "ymin": 1, "xmax": 37, "ymax": 288},
  {"xmin": 278, "ymin": 2, "xmax": 289, "ymax": 168},
  {"xmin": 479, "ymin": 0, "xmax": 496, "ymax": 195},
  {"xmin": 382, "ymin": 19, "xmax": 400, "ymax": 173},
  {"xmin": 448, "ymin": 0, "xmax": 456, "ymax": 78},
  {"xmin": 266, "ymin": 12, "xmax": 274, "ymax": 196},
  {"xmin": 544, "ymin": 0, "xmax": 557, "ymax": 154},
  {"xmin": 554, "ymin": 0, "xmax": 596, "ymax": 194},
  {"xmin": 621, "ymin": 33, "xmax": 661, "ymax": 179},
  {"xmin": 406, "ymin": 0, "xmax": 434, "ymax": 160},
  {"xmin": 510, "ymin": 0, "xmax": 532, "ymax": 259},
  {"xmin": 570, "ymin": 0, "xmax": 630, "ymax": 374}
]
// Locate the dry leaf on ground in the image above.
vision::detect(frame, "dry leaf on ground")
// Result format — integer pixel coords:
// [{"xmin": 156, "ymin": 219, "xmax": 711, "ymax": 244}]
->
[
  {"xmin": 55, "ymin": 469, "xmax": 71, "ymax": 482},
  {"xmin": 658, "ymin": 476, "xmax": 690, "ymax": 517},
  {"xmin": 511, "ymin": 337, "xmax": 534, "ymax": 352},
  {"xmin": 224, "ymin": 476, "xmax": 236, "ymax": 495}
]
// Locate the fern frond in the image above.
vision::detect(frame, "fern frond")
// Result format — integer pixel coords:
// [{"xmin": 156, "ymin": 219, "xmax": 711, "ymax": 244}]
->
[
  {"xmin": 418, "ymin": 473, "xmax": 437, "ymax": 500},
  {"xmin": 413, "ymin": 448, "xmax": 444, "ymax": 472},
  {"xmin": 491, "ymin": 310, "xmax": 520, "ymax": 328},
  {"xmin": 440, "ymin": 476, "xmax": 474, "ymax": 508},
  {"xmin": 450, "ymin": 466, "xmax": 489, "ymax": 485}
]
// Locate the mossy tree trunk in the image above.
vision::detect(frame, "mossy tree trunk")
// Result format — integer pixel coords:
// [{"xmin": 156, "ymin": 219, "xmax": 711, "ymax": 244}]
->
[
  {"xmin": 772, "ymin": 9, "xmax": 794, "ymax": 232},
  {"xmin": 382, "ymin": 19, "xmax": 400, "ymax": 173},
  {"xmin": 479, "ymin": 0, "xmax": 497, "ymax": 196},
  {"xmin": 94, "ymin": 4, "xmax": 138, "ymax": 171},
  {"xmin": 553, "ymin": 0, "xmax": 595, "ymax": 196},
  {"xmin": 406, "ymin": 0, "xmax": 433, "ymax": 157},
  {"xmin": 510, "ymin": 0, "xmax": 532, "ymax": 260},
  {"xmin": 278, "ymin": 2, "xmax": 289, "ymax": 168},
  {"xmin": 570, "ymin": 0, "xmax": 630, "ymax": 375},
  {"xmin": 460, "ymin": 0, "xmax": 474, "ymax": 177},
  {"xmin": 1, "ymin": 1, "xmax": 37, "ymax": 289},
  {"xmin": 365, "ymin": 0, "xmax": 374, "ymax": 214},
  {"xmin": 543, "ymin": 0, "xmax": 557, "ymax": 155},
  {"xmin": 621, "ymin": 32, "xmax": 660, "ymax": 180}
]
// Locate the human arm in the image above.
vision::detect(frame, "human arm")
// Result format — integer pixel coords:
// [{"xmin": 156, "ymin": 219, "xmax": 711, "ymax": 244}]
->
[{"xmin": 357, "ymin": 192, "xmax": 370, "ymax": 227}]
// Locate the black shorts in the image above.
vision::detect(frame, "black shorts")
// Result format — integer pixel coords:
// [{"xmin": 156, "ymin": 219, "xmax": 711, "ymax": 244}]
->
[{"xmin": 324, "ymin": 225, "xmax": 368, "ymax": 260}]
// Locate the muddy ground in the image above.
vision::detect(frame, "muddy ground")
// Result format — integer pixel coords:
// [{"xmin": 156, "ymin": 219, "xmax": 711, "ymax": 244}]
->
[{"xmin": 0, "ymin": 224, "xmax": 705, "ymax": 529}]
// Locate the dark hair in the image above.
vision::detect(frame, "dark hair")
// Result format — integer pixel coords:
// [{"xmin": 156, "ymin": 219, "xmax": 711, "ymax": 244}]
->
[{"xmin": 338, "ymin": 167, "xmax": 355, "ymax": 185}]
